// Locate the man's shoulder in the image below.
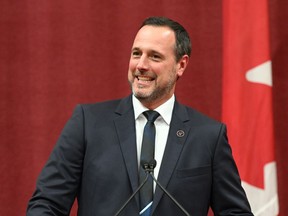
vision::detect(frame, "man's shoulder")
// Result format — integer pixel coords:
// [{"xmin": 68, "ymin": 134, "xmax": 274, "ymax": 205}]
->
[
  {"xmin": 73, "ymin": 95, "xmax": 132, "ymax": 117},
  {"xmin": 67, "ymin": 96, "xmax": 132, "ymax": 124},
  {"xmin": 82, "ymin": 95, "xmax": 130, "ymax": 109},
  {"xmin": 177, "ymin": 102, "xmax": 223, "ymax": 126}
]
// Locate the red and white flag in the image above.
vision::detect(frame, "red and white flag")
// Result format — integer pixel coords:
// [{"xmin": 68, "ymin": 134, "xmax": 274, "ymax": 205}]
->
[{"xmin": 222, "ymin": 1, "xmax": 279, "ymax": 215}]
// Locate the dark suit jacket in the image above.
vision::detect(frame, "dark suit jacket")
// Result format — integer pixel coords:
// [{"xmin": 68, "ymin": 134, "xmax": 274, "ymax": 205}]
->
[{"xmin": 27, "ymin": 95, "xmax": 253, "ymax": 216}]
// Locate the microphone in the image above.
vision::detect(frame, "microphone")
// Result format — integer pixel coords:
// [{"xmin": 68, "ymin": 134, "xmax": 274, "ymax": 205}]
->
[
  {"xmin": 142, "ymin": 160, "xmax": 191, "ymax": 216},
  {"xmin": 142, "ymin": 159, "xmax": 157, "ymax": 173},
  {"xmin": 114, "ymin": 165, "xmax": 150, "ymax": 216}
]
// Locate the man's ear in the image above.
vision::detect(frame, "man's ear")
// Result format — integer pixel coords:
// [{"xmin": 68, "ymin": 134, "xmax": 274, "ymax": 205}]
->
[{"xmin": 176, "ymin": 55, "xmax": 189, "ymax": 78}]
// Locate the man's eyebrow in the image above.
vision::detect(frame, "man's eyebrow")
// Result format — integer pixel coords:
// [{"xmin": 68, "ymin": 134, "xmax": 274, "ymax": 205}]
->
[
  {"xmin": 150, "ymin": 50, "xmax": 165, "ymax": 57},
  {"xmin": 150, "ymin": 50, "xmax": 162, "ymax": 54},
  {"xmin": 131, "ymin": 47, "xmax": 140, "ymax": 51},
  {"xmin": 131, "ymin": 47, "xmax": 164, "ymax": 57}
]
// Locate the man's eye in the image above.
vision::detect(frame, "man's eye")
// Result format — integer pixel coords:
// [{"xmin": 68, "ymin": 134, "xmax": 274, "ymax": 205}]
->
[
  {"xmin": 151, "ymin": 55, "xmax": 161, "ymax": 60},
  {"xmin": 132, "ymin": 51, "xmax": 141, "ymax": 57}
]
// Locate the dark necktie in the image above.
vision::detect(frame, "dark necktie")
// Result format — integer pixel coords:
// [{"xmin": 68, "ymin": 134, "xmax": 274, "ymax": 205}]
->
[{"xmin": 139, "ymin": 110, "xmax": 160, "ymax": 216}]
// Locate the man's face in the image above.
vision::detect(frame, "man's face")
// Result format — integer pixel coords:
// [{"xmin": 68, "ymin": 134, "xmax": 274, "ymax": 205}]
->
[{"xmin": 128, "ymin": 25, "xmax": 186, "ymax": 109}]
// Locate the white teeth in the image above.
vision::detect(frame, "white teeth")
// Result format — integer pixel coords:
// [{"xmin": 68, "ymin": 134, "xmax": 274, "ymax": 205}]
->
[{"xmin": 137, "ymin": 76, "xmax": 153, "ymax": 81}]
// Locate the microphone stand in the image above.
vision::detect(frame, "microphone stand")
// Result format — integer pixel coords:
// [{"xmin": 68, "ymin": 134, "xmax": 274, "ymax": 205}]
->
[
  {"xmin": 114, "ymin": 160, "xmax": 191, "ymax": 216},
  {"xmin": 114, "ymin": 172, "xmax": 149, "ymax": 216},
  {"xmin": 145, "ymin": 160, "xmax": 191, "ymax": 216}
]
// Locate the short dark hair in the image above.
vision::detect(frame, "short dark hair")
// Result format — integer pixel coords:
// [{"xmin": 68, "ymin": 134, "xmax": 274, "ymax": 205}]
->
[{"xmin": 141, "ymin": 16, "xmax": 192, "ymax": 62}]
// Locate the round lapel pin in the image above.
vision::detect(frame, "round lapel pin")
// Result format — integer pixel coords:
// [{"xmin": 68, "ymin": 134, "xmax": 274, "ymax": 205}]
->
[{"xmin": 176, "ymin": 130, "xmax": 185, "ymax": 137}]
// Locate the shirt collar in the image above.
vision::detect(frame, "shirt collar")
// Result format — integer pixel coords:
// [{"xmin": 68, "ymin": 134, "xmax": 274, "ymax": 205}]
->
[{"xmin": 132, "ymin": 94, "xmax": 175, "ymax": 125}]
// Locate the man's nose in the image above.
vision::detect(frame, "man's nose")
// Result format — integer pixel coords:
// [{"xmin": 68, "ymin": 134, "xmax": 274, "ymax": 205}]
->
[{"xmin": 136, "ymin": 55, "xmax": 149, "ymax": 71}]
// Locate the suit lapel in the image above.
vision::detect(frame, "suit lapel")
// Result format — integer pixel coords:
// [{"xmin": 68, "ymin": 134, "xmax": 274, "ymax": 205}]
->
[
  {"xmin": 113, "ymin": 96, "xmax": 191, "ymax": 212},
  {"xmin": 151, "ymin": 101, "xmax": 191, "ymax": 214},
  {"xmin": 113, "ymin": 96, "xmax": 140, "ymax": 206}
]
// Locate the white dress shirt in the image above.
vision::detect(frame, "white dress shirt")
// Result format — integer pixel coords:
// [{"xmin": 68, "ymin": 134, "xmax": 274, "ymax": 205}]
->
[{"xmin": 132, "ymin": 95, "xmax": 175, "ymax": 182}]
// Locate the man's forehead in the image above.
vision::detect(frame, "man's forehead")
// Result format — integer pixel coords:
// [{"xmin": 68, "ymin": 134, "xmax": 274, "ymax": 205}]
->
[
  {"xmin": 132, "ymin": 25, "xmax": 176, "ymax": 49},
  {"xmin": 136, "ymin": 25, "xmax": 174, "ymax": 39}
]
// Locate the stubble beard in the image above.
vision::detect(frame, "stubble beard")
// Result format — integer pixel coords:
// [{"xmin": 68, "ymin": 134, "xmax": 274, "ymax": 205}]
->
[{"xmin": 129, "ymin": 73, "xmax": 177, "ymax": 105}]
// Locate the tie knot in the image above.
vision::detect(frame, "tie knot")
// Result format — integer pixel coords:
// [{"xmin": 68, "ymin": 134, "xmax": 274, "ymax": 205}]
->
[{"xmin": 143, "ymin": 110, "xmax": 160, "ymax": 123}]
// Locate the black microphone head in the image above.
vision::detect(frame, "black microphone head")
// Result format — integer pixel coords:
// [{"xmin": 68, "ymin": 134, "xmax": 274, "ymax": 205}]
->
[
  {"xmin": 149, "ymin": 159, "xmax": 157, "ymax": 169},
  {"xmin": 141, "ymin": 161, "xmax": 149, "ymax": 170},
  {"xmin": 141, "ymin": 160, "xmax": 157, "ymax": 172}
]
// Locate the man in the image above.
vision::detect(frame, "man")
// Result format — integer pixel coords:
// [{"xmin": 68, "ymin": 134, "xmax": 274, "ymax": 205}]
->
[{"xmin": 27, "ymin": 17, "xmax": 253, "ymax": 215}]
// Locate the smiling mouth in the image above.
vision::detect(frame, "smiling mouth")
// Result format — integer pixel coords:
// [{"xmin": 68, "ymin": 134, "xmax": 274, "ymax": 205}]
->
[{"xmin": 136, "ymin": 75, "xmax": 155, "ymax": 82}]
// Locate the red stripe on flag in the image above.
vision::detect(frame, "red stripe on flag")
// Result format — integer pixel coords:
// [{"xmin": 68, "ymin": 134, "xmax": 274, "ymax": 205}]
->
[
  {"xmin": 223, "ymin": 0, "xmax": 273, "ymax": 188},
  {"xmin": 222, "ymin": 0, "xmax": 279, "ymax": 215}
]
